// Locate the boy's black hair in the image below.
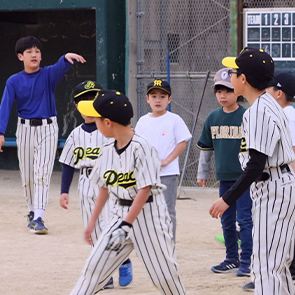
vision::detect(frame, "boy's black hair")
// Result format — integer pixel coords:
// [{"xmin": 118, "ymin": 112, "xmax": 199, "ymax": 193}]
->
[
  {"xmin": 214, "ymin": 84, "xmax": 235, "ymax": 94},
  {"xmin": 243, "ymin": 74, "xmax": 271, "ymax": 91},
  {"xmin": 15, "ymin": 36, "xmax": 42, "ymax": 55},
  {"xmin": 273, "ymin": 86, "xmax": 294, "ymax": 101}
]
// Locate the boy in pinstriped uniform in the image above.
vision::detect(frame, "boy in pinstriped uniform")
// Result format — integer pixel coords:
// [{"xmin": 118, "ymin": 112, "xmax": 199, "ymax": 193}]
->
[
  {"xmin": 0, "ymin": 36, "xmax": 85, "ymax": 234},
  {"xmin": 70, "ymin": 89, "xmax": 185, "ymax": 295},
  {"xmin": 210, "ymin": 48, "xmax": 295, "ymax": 295},
  {"xmin": 59, "ymin": 81, "xmax": 132, "ymax": 290}
]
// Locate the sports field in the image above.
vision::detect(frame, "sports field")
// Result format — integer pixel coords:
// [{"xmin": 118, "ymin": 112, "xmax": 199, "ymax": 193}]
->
[{"xmin": 0, "ymin": 170, "xmax": 252, "ymax": 295}]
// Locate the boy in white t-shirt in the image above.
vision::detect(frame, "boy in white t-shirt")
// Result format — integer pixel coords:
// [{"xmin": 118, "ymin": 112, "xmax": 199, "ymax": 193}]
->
[{"xmin": 135, "ymin": 79, "xmax": 192, "ymax": 241}]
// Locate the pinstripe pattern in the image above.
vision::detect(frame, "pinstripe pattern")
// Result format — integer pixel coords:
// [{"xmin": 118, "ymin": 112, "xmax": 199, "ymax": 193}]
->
[
  {"xmin": 59, "ymin": 125, "xmax": 112, "ymax": 243},
  {"xmin": 70, "ymin": 133, "xmax": 185, "ymax": 295},
  {"xmin": 239, "ymin": 93, "xmax": 295, "ymax": 295},
  {"xmin": 16, "ymin": 117, "xmax": 58, "ymax": 210},
  {"xmin": 239, "ymin": 93, "xmax": 295, "ymax": 169}
]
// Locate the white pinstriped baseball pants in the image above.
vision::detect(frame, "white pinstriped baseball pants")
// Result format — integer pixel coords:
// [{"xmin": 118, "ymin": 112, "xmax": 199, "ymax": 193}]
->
[
  {"xmin": 16, "ymin": 117, "xmax": 58, "ymax": 211},
  {"xmin": 70, "ymin": 195, "xmax": 185, "ymax": 295},
  {"xmin": 251, "ymin": 169, "xmax": 295, "ymax": 295},
  {"xmin": 78, "ymin": 170, "xmax": 114, "ymax": 244}
]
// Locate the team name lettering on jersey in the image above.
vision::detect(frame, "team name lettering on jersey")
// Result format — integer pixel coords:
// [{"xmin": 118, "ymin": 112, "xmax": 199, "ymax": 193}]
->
[
  {"xmin": 211, "ymin": 126, "xmax": 242, "ymax": 139},
  {"xmin": 74, "ymin": 147, "xmax": 101, "ymax": 165},
  {"xmin": 103, "ymin": 170, "xmax": 136, "ymax": 189}
]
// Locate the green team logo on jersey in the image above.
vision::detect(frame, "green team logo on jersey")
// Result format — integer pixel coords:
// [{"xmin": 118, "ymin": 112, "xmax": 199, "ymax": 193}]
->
[
  {"xmin": 73, "ymin": 147, "xmax": 101, "ymax": 165},
  {"xmin": 103, "ymin": 169, "xmax": 136, "ymax": 189}
]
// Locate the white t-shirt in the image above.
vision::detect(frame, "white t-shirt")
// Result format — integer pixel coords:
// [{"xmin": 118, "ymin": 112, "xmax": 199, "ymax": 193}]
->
[
  {"xmin": 283, "ymin": 105, "xmax": 295, "ymax": 146},
  {"xmin": 135, "ymin": 111, "xmax": 192, "ymax": 176}
]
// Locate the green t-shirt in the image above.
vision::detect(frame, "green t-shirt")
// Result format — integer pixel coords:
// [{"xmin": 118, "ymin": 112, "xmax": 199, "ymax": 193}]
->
[{"xmin": 197, "ymin": 105, "xmax": 245, "ymax": 181}]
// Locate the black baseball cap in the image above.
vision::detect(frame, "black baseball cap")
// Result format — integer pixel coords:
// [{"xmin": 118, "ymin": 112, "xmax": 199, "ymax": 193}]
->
[
  {"xmin": 73, "ymin": 80, "xmax": 102, "ymax": 103},
  {"xmin": 222, "ymin": 47, "xmax": 274, "ymax": 82},
  {"xmin": 78, "ymin": 89, "xmax": 134, "ymax": 125},
  {"xmin": 147, "ymin": 79, "xmax": 171, "ymax": 95},
  {"xmin": 268, "ymin": 72, "xmax": 295, "ymax": 100}
]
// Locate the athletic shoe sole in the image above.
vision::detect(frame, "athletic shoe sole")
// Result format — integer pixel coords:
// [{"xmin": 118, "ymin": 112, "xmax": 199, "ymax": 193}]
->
[
  {"xmin": 30, "ymin": 228, "xmax": 48, "ymax": 234},
  {"xmin": 211, "ymin": 266, "xmax": 239, "ymax": 274}
]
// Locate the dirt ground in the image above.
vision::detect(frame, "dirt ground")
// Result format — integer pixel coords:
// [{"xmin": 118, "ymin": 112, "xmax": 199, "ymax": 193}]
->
[{"xmin": 0, "ymin": 170, "xmax": 252, "ymax": 295}]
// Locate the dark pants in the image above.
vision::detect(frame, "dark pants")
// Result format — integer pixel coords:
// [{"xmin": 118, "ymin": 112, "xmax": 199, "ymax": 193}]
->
[{"xmin": 220, "ymin": 181, "xmax": 253, "ymax": 267}]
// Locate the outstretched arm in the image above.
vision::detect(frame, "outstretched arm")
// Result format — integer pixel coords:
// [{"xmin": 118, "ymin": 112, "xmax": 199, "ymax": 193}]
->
[{"xmin": 65, "ymin": 53, "xmax": 86, "ymax": 64}]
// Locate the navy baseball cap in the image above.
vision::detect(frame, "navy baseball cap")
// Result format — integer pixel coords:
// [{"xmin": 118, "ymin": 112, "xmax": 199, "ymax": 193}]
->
[
  {"xmin": 147, "ymin": 79, "xmax": 171, "ymax": 95},
  {"xmin": 222, "ymin": 47, "xmax": 274, "ymax": 82},
  {"xmin": 73, "ymin": 80, "xmax": 102, "ymax": 103},
  {"xmin": 78, "ymin": 89, "xmax": 134, "ymax": 125},
  {"xmin": 268, "ymin": 72, "xmax": 295, "ymax": 100}
]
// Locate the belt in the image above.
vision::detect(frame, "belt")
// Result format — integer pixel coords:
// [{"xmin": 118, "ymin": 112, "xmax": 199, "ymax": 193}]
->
[
  {"xmin": 81, "ymin": 167, "xmax": 93, "ymax": 178},
  {"xmin": 255, "ymin": 164, "xmax": 291, "ymax": 182},
  {"xmin": 118, "ymin": 195, "xmax": 153, "ymax": 206},
  {"xmin": 20, "ymin": 118, "xmax": 53, "ymax": 126}
]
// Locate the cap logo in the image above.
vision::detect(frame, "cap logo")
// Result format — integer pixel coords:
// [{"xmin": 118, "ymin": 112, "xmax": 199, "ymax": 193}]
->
[
  {"xmin": 277, "ymin": 82, "xmax": 282, "ymax": 87},
  {"xmin": 84, "ymin": 81, "xmax": 96, "ymax": 90},
  {"xmin": 221, "ymin": 71, "xmax": 229, "ymax": 80},
  {"xmin": 153, "ymin": 80, "xmax": 162, "ymax": 86}
]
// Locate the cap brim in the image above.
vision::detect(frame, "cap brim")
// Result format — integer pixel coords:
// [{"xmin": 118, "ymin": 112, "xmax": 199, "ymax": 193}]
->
[
  {"xmin": 74, "ymin": 88, "xmax": 102, "ymax": 98},
  {"xmin": 222, "ymin": 57, "xmax": 239, "ymax": 69},
  {"xmin": 147, "ymin": 86, "xmax": 171, "ymax": 95},
  {"xmin": 77, "ymin": 101, "xmax": 101, "ymax": 117},
  {"xmin": 213, "ymin": 81, "xmax": 234, "ymax": 89}
]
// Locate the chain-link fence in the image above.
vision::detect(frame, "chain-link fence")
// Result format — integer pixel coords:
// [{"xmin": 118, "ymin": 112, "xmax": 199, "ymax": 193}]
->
[{"xmin": 135, "ymin": 0, "xmax": 295, "ymax": 188}]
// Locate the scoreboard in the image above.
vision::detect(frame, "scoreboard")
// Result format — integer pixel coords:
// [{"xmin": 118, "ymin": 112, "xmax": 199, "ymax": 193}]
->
[{"xmin": 244, "ymin": 8, "xmax": 295, "ymax": 72}]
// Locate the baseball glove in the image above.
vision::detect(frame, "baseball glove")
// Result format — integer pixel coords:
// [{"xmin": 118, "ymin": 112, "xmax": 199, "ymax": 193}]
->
[{"xmin": 106, "ymin": 221, "xmax": 132, "ymax": 252}]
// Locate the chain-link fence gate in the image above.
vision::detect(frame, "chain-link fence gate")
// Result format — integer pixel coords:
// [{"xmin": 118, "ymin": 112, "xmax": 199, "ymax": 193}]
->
[{"xmin": 135, "ymin": 0, "xmax": 295, "ymax": 189}]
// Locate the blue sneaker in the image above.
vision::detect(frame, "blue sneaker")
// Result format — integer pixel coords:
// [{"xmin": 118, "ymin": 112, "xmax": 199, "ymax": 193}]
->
[
  {"xmin": 237, "ymin": 265, "xmax": 251, "ymax": 277},
  {"xmin": 26, "ymin": 211, "xmax": 34, "ymax": 225},
  {"xmin": 30, "ymin": 217, "xmax": 48, "ymax": 234},
  {"xmin": 119, "ymin": 260, "xmax": 133, "ymax": 287},
  {"xmin": 211, "ymin": 260, "xmax": 239, "ymax": 273}
]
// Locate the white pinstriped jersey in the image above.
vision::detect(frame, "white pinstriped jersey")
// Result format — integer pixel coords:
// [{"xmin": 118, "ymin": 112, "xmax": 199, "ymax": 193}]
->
[
  {"xmin": 59, "ymin": 124, "xmax": 112, "ymax": 242},
  {"xmin": 59, "ymin": 124, "xmax": 106, "ymax": 169},
  {"xmin": 90, "ymin": 133, "xmax": 166, "ymax": 201},
  {"xmin": 239, "ymin": 93, "xmax": 295, "ymax": 170}
]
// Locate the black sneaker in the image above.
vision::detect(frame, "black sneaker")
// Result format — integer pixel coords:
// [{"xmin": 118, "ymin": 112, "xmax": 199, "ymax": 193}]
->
[
  {"xmin": 242, "ymin": 281, "xmax": 255, "ymax": 292},
  {"xmin": 211, "ymin": 260, "xmax": 239, "ymax": 273},
  {"xmin": 99, "ymin": 277, "xmax": 114, "ymax": 291}
]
